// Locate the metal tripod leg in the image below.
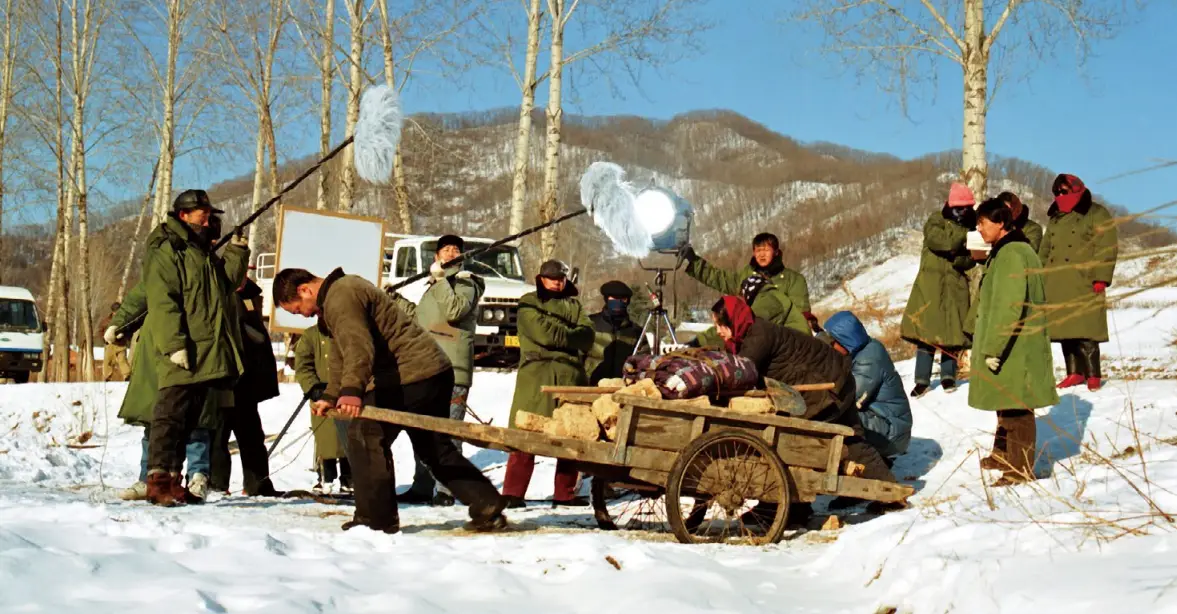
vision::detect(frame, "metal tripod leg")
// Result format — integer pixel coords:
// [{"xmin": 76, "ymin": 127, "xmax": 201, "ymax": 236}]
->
[{"xmin": 632, "ymin": 308, "xmax": 680, "ymax": 356}]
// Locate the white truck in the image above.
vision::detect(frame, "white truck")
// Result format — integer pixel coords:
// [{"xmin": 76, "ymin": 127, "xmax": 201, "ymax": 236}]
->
[
  {"xmin": 255, "ymin": 233, "xmax": 533, "ymax": 367},
  {"xmin": 0, "ymin": 286, "xmax": 46, "ymax": 383}
]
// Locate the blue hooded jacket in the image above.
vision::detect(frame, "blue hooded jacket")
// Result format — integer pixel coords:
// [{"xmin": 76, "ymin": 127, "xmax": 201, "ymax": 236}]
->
[{"xmin": 824, "ymin": 311, "xmax": 912, "ymax": 458}]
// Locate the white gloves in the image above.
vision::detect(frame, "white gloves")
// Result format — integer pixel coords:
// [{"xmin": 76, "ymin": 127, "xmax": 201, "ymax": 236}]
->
[
  {"xmin": 429, "ymin": 261, "xmax": 446, "ymax": 280},
  {"xmin": 103, "ymin": 326, "xmax": 118, "ymax": 345},
  {"xmin": 229, "ymin": 231, "xmax": 248, "ymax": 247},
  {"xmin": 986, "ymin": 356, "xmax": 1002, "ymax": 372},
  {"xmin": 170, "ymin": 350, "xmax": 190, "ymax": 370}
]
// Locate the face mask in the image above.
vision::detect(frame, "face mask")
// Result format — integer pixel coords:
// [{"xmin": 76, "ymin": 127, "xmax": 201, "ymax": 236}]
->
[
  {"xmin": 605, "ymin": 298, "xmax": 628, "ymax": 316},
  {"xmin": 187, "ymin": 222, "xmax": 210, "ymax": 240}
]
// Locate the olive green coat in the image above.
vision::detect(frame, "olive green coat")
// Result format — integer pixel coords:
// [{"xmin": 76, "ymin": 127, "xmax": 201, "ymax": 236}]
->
[
  {"xmin": 686, "ymin": 256, "xmax": 811, "ymax": 313},
  {"xmin": 142, "ymin": 215, "xmax": 248, "ymax": 388},
  {"xmin": 508, "ymin": 288, "xmax": 594, "ymax": 428},
  {"xmin": 293, "ymin": 326, "xmax": 345, "ymax": 461},
  {"xmin": 968, "ymin": 232, "xmax": 1059, "ymax": 411},
  {"xmin": 393, "ymin": 270, "xmax": 484, "ymax": 387},
  {"xmin": 964, "ymin": 217, "xmax": 1046, "ymax": 337},
  {"xmin": 1038, "ymin": 200, "xmax": 1118, "ymax": 342},
  {"xmin": 585, "ymin": 312, "xmax": 641, "ymax": 384},
  {"xmin": 694, "ymin": 284, "xmax": 809, "ymax": 348},
  {"xmin": 901, "ymin": 211, "xmax": 975, "ymax": 349},
  {"xmin": 113, "ymin": 281, "xmax": 222, "ymax": 429}
]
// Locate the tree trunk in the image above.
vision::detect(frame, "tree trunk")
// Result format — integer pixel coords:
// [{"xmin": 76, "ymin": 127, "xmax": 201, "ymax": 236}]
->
[
  {"xmin": 961, "ymin": 0, "xmax": 987, "ymax": 199},
  {"xmin": 247, "ymin": 102, "xmax": 266, "ymax": 257},
  {"xmin": 70, "ymin": 0, "xmax": 95, "ymax": 382},
  {"xmin": 315, "ymin": 0, "xmax": 334, "ymax": 211},
  {"xmin": 118, "ymin": 161, "xmax": 158, "ymax": 302},
  {"xmin": 154, "ymin": 0, "xmax": 183, "ymax": 222},
  {"xmin": 52, "ymin": 4, "xmax": 71, "ymax": 383},
  {"xmin": 0, "ymin": 0, "xmax": 16, "ymax": 285},
  {"xmin": 539, "ymin": 0, "xmax": 566, "ymax": 259},
  {"xmin": 339, "ymin": 0, "xmax": 363, "ymax": 211},
  {"xmin": 375, "ymin": 0, "xmax": 411, "ymax": 231},
  {"xmin": 508, "ymin": 0, "xmax": 543, "ymax": 237}
]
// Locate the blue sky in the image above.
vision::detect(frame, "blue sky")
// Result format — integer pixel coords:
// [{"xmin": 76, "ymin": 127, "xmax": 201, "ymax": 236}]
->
[{"xmin": 182, "ymin": 1, "xmax": 1175, "ymax": 217}]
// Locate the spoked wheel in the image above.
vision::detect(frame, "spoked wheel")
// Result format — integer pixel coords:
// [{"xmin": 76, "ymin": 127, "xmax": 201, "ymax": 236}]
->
[
  {"xmin": 591, "ymin": 478, "xmax": 672, "ymax": 534},
  {"xmin": 665, "ymin": 430, "xmax": 791, "ymax": 545}
]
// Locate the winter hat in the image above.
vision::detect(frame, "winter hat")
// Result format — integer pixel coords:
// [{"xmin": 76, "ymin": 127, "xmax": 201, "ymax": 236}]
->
[
  {"xmin": 1052, "ymin": 174, "xmax": 1088, "ymax": 213},
  {"xmin": 998, "ymin": 191, "xmax": 1025, "ymax": 220},
  {"xmin": 739, "ymin": 274, "xmax": 770, "ymax": 305},
  {"xmin": 599, "ymin": 280, "xmax": 632, "ymax": 299},
  {"xmin": 823, "ymin": 311, "xmax": 870, "ymax": 355},
  {"xmin": 538, "ymin": 259, "xmax": 569, "ymax": 279},
  {"xmin": 436, "ymin": 234, "xmax": 464, "ymax": 252},
  {"xmin": 946, "ymin": 182, "xmax": 976, "ymax": 208}
]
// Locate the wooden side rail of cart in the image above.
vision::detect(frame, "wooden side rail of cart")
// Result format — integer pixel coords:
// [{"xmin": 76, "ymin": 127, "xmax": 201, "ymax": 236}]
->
[{"xmin": 334, "ymin": 391, "xmax": 914, "ymax": 544}]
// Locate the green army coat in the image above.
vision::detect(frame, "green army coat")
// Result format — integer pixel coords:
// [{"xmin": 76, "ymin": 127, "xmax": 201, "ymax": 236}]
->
[
  {"xmin": 968, "ymin": 231, "xmax": 1059, "ymax": 411},
  {"xmin": 1038, "ymin": 197, "xmax": 1118, "ymax": 342},
  {"xmin": 686, "ymin": 254, "xmax": 811, "ymax": 313},
  {"xmin": 585, "ymin": 312, "xmax": 641, "ymax": 384},
  {"xmin": 113, "ymin": 281, "xmax": 223, "ymax": 429},
  {"xmin": 142, "ymin": 215, "xmax": 248, "ymax": 389},
  {"xmin": 901, "ymin": 210, "xmax": 975, "ymax": 349},
  {"xmin": 508, "ymin": 285, "xmax": 595, "ymax": 428},
  {"xmin": 694, "ymin": 284, "xmax": 809, "ymax": 348},
  {"xmin": 965, "ymin": 216, "xmax": 1046, "ymax": 337},
  {"xmin": 293, "ymin": 326, "xmax": 345, "ymax": 461},
  {"xmin": 393, "ymin": 269, "xmax": 484, "ymax": 388}
]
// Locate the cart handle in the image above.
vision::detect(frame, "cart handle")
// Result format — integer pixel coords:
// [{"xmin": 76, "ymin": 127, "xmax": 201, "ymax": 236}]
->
[{"xmin": 540, "ymin": 383, "xmax": 837, "ymax": 395}]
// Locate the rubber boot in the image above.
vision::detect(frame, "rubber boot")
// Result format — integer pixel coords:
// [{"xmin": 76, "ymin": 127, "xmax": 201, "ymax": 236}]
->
[{"xmin": 992, "ymin": 410, "xmax": 1036, "ymax": 486}]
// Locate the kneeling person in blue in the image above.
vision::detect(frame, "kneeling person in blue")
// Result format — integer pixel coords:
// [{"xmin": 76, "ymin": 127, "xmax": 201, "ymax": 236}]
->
[{"xmin": 822, "ymin": 311, "xmax": 913, "ymax": 463}]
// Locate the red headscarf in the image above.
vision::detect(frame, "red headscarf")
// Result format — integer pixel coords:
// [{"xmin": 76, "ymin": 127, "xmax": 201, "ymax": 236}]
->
[
  {"xmin": 1053, "ymin": 174, "xmax": 1087, "ymax": 214},
  {"xmin": 720, "ymin": 295, "xmax": 755, "ymax": 354}
]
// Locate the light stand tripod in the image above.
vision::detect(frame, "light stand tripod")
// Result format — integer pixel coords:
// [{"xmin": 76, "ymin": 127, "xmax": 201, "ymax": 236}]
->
[{"xmin": 632, "ymin": 267, "xmax": 680, "ymax": 357}]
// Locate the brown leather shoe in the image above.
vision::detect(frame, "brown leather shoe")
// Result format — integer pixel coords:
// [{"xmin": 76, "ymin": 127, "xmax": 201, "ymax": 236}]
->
[
  {"xmin": 979, "ymin": 455, "xmax": 1007, "ymax": 471},
  {"xmin": 146, "ymin": 472, "xmax": 184, "ymax": 507}
]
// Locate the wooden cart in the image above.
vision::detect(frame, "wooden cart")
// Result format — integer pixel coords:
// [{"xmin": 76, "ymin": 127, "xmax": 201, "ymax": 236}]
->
[{"xmin": 347, "ymin": 388, "xmax": 913, "ymax": 545}]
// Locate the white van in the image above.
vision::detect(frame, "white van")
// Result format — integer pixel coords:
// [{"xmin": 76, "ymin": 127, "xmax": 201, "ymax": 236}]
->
[{"xmin": 0, "ymin": 286, "xmax": 46, "ymax": 383}]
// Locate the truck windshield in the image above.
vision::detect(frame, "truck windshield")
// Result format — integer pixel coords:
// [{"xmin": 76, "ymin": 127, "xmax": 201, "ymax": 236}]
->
[
  {"xmin": 422, "ymin": 242, "xmax": 524, "ymax": 281},
  {"xmin": 0, "ymin": 299, "xmax": 40, "ymax": 333}
]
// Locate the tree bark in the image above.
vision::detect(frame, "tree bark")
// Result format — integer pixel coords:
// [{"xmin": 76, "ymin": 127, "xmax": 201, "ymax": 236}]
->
[
  {"xmin": 153, "ymin": 0, "xmax": 184, "ymax": 223},
  {"xmin": 70, "ymin": 0, "xmax": 97, "ymax": 382},
  {"xmin": 961, "ymin": 0, "xmax": 987, "ymax": 199},
  {"xmin": 0, "ymin": 0, "xmax": 17, "ymax": 285},
  {"xmin": 507, "ymin": 0, "xmax": 543, "ymax": 238},
  {"xmin": 118, "ymin": 161, "xmax": 158, "ymax": 303},
  {"xmin": 338, "ymin": 0, "xmax": 363, "ymax": 211},
  {"xmin": 375, "ymin": 0, "xmax": 411, "ymax": 231},
  {"xmin": 315, "ymin": 0, "xmax": 335, "ymax": 210},
  {"xmin": 52, "ymin": 3, "xmax": 70, "ymax": 382},
  {"xmin": 539, "ymin": 0, "xmax": 566, "ymax": 259},
  {"xmin": 247, "ymin": 102, "xmax": 266, "ymax": 256}
]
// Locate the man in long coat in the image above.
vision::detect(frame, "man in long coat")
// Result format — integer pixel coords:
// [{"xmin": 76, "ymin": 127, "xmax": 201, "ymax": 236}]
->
[
  {"xmin": 293, "ymin": 325, "xmax": 351, "ymax": 493},
  {"xmin": 585, "ymin": 280, "xmax": 641, "ymax": 385}
]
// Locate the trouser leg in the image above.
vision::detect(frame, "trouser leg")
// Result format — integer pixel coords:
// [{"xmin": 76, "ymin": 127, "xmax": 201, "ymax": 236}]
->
[
  {"xmin": 503, "ymin": 452, "xmax": 536, "ymax": 499},
  {"xmin": 139, "ymin": 427, "xmax": 150, "ymax": 483},
  {"xmin": 1077, "ymin": 340, "xmax": 1101, "ymax": 379},
  {"xmin": 210, "ymin": 410, "xmax": 232, "ymax": 491},
  {"xmin": 436, "ymin": 385, "xmax": 471, "ymax": 498},
  {"xmin": 148, "ymin": 384, "xmax": 208, "ymax": 474},
  {"xmin": 233, "ymin": 401, "xmax": 272, "ymax": 495},
  {"xmin": 322, "ymin": 459, "xmax": 338, "ymax": 483},
  {"xmin": 553, "ymin": 460, "xmax": 580, "ymax": 501},
  {"xmin": 940, "ymin": 348, "xmax": 958, "ymax": 382},
  {"xmin": 913, "ymin": 342, "xmax": 934, "ymax": 385},
  {"xmin": 186, "ymin": 428, "xmax": 211, "ymax": 481},
  {"xmin": 346, "ymin": 408, "xmax": 400, "ymax": 529},
  {"xmin": 1061, "ymin": 340, "xmax": 1079, "ymax": 375},
  {"xmin": 998, "ymin": 409, "xmax": 1037, "ymax": 480}
]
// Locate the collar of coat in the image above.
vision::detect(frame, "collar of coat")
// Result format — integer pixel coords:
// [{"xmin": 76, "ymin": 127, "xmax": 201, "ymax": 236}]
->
[
  {"xmin": 748, "ymin": 254, "xmax": 785, "ymax": 278},
  {"xmin": 985, "ymin": 228, "xmax": 1030, "ymax": 263},
  {"xmin": 591, "ymin": 311, "xmax": 637, "ymax": 333},
  {"xmin": 315, "ymin": 267, "xmax": 347, "ymax": 336},
  {"xmin": 160, "ymin": 214, "xmax": 213, "ymax": 253},
  {"xmin": 1047, "ymin": 189, "xmax": 1094, "ymax": 218},
  {"xmin": 535, "ymin": 277, "xmax": 579, "ymax": 300}
]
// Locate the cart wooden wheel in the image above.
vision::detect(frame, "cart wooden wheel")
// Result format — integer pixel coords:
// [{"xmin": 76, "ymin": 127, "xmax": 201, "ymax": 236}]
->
[{"xmin": 665, "ymin": 429, "xmax": 791, "ymax": 545}]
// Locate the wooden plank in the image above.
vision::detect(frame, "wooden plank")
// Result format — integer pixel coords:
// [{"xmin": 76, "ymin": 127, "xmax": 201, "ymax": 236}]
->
[
  {"xmin": 788, "ymin": 467, "xmax": 914, "ymax": 503},
  {"xmin": 690, "ymin": 415, "xmax": 707, "ymax": 439},
  {"xmin": 629, "ymin": 409, "xmax": 695, "ymax": 452},
  {"xmin": 610, "ymin": 403, "xmax": 637, "ymax": 464},
  {"xmin": 333, "ymin": 406, "xmax": 621, "ymax": 466},
  {"xmin": 541, "ymin": 383, "xmax": 836, "ymax": 395},
  {"xmin": 823, "ymin": 434, "xmax": 844, "ymax": 492},
  {"xmin": 551, "ymin": 393, "xmax": 604, "ymax": 404},
  {"xmin": 613, "ymin": 394, "xmax": 854, "ymax": 437}
]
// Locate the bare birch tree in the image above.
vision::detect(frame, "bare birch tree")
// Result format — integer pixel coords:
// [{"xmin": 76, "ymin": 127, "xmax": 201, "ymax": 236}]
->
[
  {"xmin": 792, "ymin": 0, "xmax": 1124, "ymax": 197},
  {"xmin": 315, "ymin": 0, "xmax": 335, "ymax": 210},
  {"xmin": 116, "ymin": 160, "xmax": 158, "ymax": 302},
  {"xmin": 337, "ymin": 0, "xmax": 370, "ymax": 211},
  {"xmin": 506, "ymin": 0, "xmax": 542, "ymax": 238},
  {"xmin": 0, "ymin": 0, "xmax": 21, "ymax": 284}
]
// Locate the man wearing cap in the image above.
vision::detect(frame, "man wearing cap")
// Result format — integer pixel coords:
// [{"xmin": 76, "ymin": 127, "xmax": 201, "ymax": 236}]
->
[
  {"xmin": 502, "ymin": 260, "xmax": 595, "ymax": 508},
  {"xmin": 389, "ymin": 235, "xmax": 486, "ymax": 506},
  {"xmin": 585, "ymin": 281, "xmax": 641, "ymax": 385},
  {"xmin": 142, "ymin": 189, "xmax": 250, "ymax": 506}
]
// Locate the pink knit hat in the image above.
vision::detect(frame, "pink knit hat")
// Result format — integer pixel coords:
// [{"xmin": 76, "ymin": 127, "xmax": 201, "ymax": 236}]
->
[{"xmin": 946, "ymin": 182, "xmax": 975, "ymax": 207}]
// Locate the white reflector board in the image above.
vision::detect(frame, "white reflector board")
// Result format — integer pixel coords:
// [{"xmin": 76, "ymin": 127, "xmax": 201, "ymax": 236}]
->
[{"xmin": 270, "ymin": 205, "xmax": 386, "ymax": 334}]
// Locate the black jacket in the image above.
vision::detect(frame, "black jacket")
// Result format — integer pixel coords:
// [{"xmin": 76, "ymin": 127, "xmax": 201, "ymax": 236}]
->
[{"xmin": 736, "ymin": 318, "xmax": 856, "ymax": 423}]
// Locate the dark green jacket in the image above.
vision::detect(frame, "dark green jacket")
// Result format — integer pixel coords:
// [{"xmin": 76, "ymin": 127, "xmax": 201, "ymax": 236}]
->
[
  {"xmin": 901, "ymin": 210, "xmax": 975, "ymax": 349},
  {"xmin": 686, "ymin": 254, "xmax": 811, "ymax": 313},
  {"xmin": 142, "ymin": 215, "xmax": 248, "ymax": 388},
  {"xmin": 965, "ymin": 214, "xmax": 1045, "ymax": 337},
  {"xmin": 585, "ymin": 312, "xmax": 640, "ymax": 384},
  {"xmin": 969, "ymin": 231, "xmax": 1059, "ymax": 411},
  {"xmin": 508, "ymin": 285, "xmax": 594, "ymax": 428},
  {"xmin": 393, "ymin": 269, "xmax": 484, "ymax": 387},
  {"xmin": 1038, "ymin": 197, "xmax": 1118, "ymax": 342},
  {"xmin": 695, "ymin": 284, "xmax": 808, "ymax": 348},
  {"xmin": 113, "ymin": 281, "xmax": 222, "ymax": 429},
  {"xmin": 293, "ymin": 326, "xmax": 345, "ymax": 460}
]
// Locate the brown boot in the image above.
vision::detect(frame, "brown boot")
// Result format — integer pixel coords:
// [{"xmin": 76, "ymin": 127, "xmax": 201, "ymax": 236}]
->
[
  {"xmin": 146, "ymin": 471, "xmax": 184, "ymax": 507},
  {"xmin": 980, "ymin": 421, "xmax": 1009, "ymax": 470},
  {"xmin": 995, "ymin": 410, "xmax": 1037, "ymax": 485}
]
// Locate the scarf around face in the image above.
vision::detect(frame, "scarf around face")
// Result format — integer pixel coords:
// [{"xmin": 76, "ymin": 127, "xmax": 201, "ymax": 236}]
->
[
  {"xmin": 1053, "ymin": 174, "xmax": 1088, "ymax": 214},
  {"xmin": 721, "ymin": 295, "xmax": 755, "ymax": 354}
]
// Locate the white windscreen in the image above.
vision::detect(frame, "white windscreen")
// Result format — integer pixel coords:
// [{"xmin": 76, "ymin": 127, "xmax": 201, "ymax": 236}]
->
[{"xmin": 270, "ymin": 206, "xmax": 386, "ymax": 333}]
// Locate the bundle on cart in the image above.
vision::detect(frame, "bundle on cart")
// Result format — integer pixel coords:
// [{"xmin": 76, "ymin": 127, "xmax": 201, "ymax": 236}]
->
[{"xmin": 622, "ymin": 349, "xmax": 759, "ymax": 400}]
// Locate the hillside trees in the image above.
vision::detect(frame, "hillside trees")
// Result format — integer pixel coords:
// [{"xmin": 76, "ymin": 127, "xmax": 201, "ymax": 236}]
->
[{"xmin": 792, "ymin": 0, "xmax": 1128, "ymax": 198}]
